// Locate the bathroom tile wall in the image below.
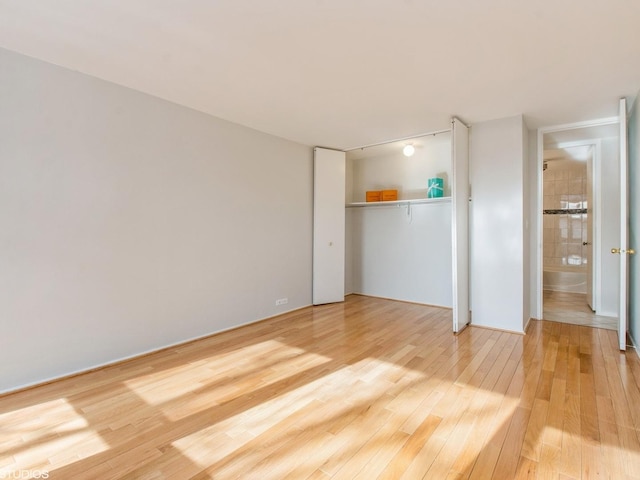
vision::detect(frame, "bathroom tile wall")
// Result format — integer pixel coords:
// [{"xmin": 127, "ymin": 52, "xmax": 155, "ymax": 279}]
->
[{"xmin": 543, "ymin": 160, "xmax": 588, "ymax": 267}]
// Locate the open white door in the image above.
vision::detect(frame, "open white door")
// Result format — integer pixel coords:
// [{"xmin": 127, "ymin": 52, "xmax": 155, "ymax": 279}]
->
[
  {"xmin": 616, "ymin": 98, "xmax": 629, "ymax": 350},
  {"xmin": 586, "ymin": 147, "xmax": 594, "ymax": 310},
  {"xmin": 452, "ymin": 118, "xmax": 470, "ymax": 333},
  {"xmin": 313, "ymin": 147, "xmax": 346, "ymax": 305}
]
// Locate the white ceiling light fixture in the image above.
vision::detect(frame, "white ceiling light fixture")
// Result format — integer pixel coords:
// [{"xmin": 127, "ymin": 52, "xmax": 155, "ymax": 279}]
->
[{"xmin": 403, "ymin": 144, "xmax": 415, "ymax": 157}]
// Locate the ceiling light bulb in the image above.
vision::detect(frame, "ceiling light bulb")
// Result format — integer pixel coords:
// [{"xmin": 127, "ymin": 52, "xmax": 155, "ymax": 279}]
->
[{"xmin": 403, "ymin": 144, "xmax": 415, "ymax": 157}]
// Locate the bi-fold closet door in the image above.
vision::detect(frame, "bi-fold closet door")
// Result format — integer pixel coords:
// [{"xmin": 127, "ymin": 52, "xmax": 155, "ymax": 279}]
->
[
  {"xmin": 451, "ymin": 118, "xmax": 470, "ymax": 333},
  {"xmin": 312, "ymin": 147, "xmax": 346, "ymax": 305},
  {"xmin": 313, "ymin": 121, "xmax": 469, "ymax": 334}
]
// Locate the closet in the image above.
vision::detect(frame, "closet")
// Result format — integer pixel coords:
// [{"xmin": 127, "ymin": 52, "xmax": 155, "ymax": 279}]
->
[
  {"xmin": 314, "ymin": 119, "xmax": 469, "ymax": 332},
  {"xmin": 345, "ymin": 130, "xmax": 453, "ymax": 308}
]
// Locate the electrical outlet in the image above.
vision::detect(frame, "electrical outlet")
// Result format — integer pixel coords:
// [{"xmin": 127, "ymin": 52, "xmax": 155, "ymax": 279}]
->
[{"xmin": 275, "ymin": 298, "xmax": 288, "ymax": 306}]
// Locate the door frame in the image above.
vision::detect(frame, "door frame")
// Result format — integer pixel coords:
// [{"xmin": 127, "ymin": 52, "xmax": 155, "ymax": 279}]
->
[
  {"xmin": 535, "ymin": 117, "xmax": 618, "ymax": 321},
  {"xmin": 544, "ymin": 138, "xmax": 602, "ymax": 311},
  {"xmin": 618, "ymin": 97, "xmax": 629, "ymax": 350}
]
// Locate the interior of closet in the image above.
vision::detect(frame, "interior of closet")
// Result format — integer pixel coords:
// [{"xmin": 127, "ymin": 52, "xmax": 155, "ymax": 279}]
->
[{"xmin": 344, "ymin": 131, "xmax": 454, "ymax": 307}]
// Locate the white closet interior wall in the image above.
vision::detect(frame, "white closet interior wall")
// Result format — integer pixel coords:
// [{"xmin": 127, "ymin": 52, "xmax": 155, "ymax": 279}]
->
[{"xmin": 345, "ymin": 132, "xmax": 454, "ymax": 307}]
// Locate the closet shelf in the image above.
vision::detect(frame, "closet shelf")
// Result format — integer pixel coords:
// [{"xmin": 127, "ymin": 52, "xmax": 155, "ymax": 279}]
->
[{"xmin": 346, "ymin": 197, "xmax": 451, "ymax": 208}]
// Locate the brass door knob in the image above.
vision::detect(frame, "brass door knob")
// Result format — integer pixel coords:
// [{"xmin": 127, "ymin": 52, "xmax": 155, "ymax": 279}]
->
[{"xmin": 611, "ymin": 247, "xmax": 636, "ymax": 255}]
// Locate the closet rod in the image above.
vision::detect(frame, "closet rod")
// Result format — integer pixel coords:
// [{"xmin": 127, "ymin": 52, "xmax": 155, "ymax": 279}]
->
[{"xmin": 344, "ymin": 128, "xmax": 451, "ymax": 152}]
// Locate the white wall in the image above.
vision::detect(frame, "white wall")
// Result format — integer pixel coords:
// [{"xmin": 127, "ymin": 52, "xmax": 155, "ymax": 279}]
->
[
  {"xmin": 628, "ymin": 92, "xmax": 640, "ymax": 347},
  {"xmin": 0, "ymin": 48, "xmax": 313, "ymax": 393},
  {"xmin": 347, "ymin": 132, "xmax": 452, "ymax": 202},
  {"xmin": 345, "ymin": 158, "xmax": 355, "ymax": 294},
  {"xmin": 348, "ymin": 202, "xmax": 453, "ymax": 307},
  {"xmin": 470, "ymin": 115, "xmax": 526, "ymax": 333}
]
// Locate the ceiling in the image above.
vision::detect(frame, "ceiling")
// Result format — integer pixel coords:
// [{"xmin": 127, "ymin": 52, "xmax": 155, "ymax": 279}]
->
[
  {"xmin": 543, "ymin": 146, "xmax": 592, "ymax": 163},
  {"xmin": 543, "ymin": 122, "xmax": 620, "ymax": 148},
  {"xmin": 1, "ymin": 1, "xmax": 639, "ymax": 149},
  {"xmin": 543, "ymin": 121, "xmax": 619, "ymax": 163}
]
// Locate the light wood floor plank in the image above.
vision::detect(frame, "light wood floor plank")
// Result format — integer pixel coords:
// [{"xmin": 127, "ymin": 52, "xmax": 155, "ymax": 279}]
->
[
  {"xmin": 1, "ymin": 295, "xmax": 640, "ymax": 479},
  {"xmin": 378, "ymin": 414, "xmax": 441, "ymax": 480},
  {"xmin": 560, "ymin": 393, "xmax": 582, "ymax": 479}
]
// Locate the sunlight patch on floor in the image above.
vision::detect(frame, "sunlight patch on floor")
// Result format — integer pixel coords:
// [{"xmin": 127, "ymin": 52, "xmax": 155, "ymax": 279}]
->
[
  {"xmin": 0, "ymin": 398, "xmax": 109, "ymax": 474},
  {"xmin": 125, "ymin": 339, "xmax": 322, "ymax": 409}
]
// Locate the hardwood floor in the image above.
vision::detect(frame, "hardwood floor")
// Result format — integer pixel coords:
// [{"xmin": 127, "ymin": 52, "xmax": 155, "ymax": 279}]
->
[
  {"xmin": 543, "ymin": 290, "xmax": 618, "ymax": 331},
  {"xmin": 1, "ymin": 295, "xmax": 640, "ymax": 479}
]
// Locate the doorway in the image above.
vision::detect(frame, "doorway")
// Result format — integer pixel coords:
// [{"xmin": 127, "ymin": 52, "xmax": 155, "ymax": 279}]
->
[{"xmin": 538, "ymin": 121, "xmax": 621, "ymax": 330}]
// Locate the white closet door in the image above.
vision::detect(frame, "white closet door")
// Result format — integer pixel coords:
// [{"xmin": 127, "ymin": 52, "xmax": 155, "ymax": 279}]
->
[
  {"xmin": 452, "ymin": 118, "xmax": 470, "ymax": 332},
  {"xmin": 313, "ymin": 147, "xmax": 346, "ymax": 305}
]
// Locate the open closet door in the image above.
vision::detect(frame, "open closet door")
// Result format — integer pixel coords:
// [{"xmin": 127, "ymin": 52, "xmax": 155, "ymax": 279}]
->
[
  {"xmin": 452, "ymin": 118, "xmax": 470, "ymax": 333},
  {"xmin": 313, "ymin": 147, "xmax": 346, "ymax": 305}
]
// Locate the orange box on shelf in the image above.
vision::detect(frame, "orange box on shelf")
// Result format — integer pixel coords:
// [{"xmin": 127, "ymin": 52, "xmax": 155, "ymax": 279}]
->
[
  {"xmin": 381, "ymin": 189, "xmax": 398, "ymax": 201},
  {"xmin": 366, "ymin": 191, "xmax": 382, "ymax": 202}
]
